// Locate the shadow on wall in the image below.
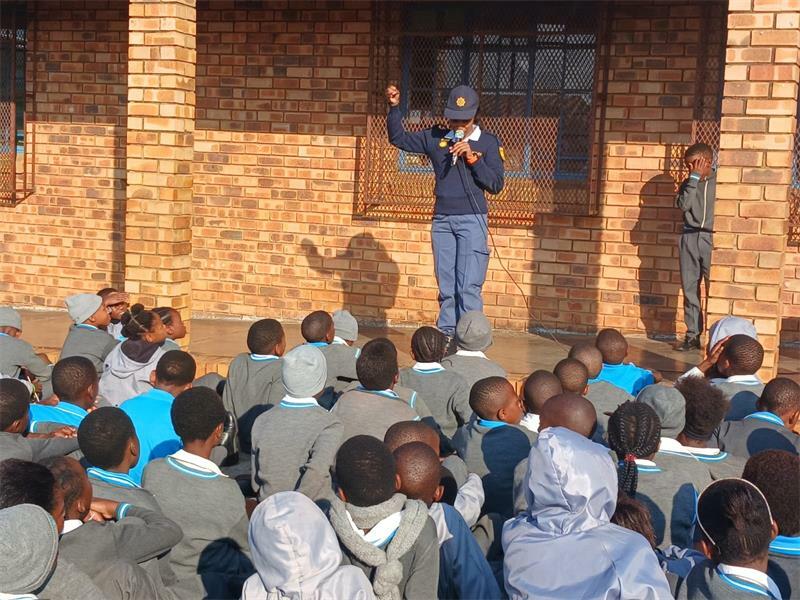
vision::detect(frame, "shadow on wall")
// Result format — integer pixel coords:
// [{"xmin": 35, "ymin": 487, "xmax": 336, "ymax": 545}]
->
[{"xmin": 300, "ymin": 233, "xmax": 400, "ymax": 328}]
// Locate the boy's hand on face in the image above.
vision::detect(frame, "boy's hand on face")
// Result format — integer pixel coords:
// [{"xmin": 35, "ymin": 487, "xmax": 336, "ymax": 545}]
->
[
  {"xmin": 102, "ymin": 292, "xmax": 130, "ymax": 308},
  {"xmin": 86, "ymin": 498, "xmax": 120, "ymax": 521},
  {"xmin": 688, "ymin": 155, "xmax": 710, "ymax": 177},
  {"xmin": 49, "ymin": 426, "xmax": 77, "ymax": 439},
  {"xmin": 698, "ymin": 336, "xmax": 729, "ymax": 375}
]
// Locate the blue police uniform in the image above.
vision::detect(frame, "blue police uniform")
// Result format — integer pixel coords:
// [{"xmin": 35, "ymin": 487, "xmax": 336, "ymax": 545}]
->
[{"xmin": 387, "ymin": 85, "xmax": 505, "ymax": 335}]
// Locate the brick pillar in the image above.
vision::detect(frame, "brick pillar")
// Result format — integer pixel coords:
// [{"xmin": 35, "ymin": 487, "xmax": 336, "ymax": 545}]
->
[
  {"xmin": 709, "ymin": 0, "xmax": 799, "ymax": 378},
  {"xmin": 125, "ymin": 0, "xmax": 196, "ymax": 344}
]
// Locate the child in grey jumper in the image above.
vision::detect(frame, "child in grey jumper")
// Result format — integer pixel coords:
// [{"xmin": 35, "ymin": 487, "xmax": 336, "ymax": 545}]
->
[
  {"xmin": 441, "ymin": 311, "xmax": 505, "ymax": 391},
  {"xmin": 0, "ymin": 306, "xmax": 53, "ymax": 395},
  {"xmin": 328, "ymin": 309, "xmax": 361, "ymax": 392},
  {"xmin": 519, "ymin": 370, "xmax": 562, "ymax": 433},
  {"xmin": 301, "ymin": 310, "xmax": 355, "ymax": 399},
  {"xmin": 399, "ymin": 326, "xmax": 471, "ymax": 440},
  {"xmin": 251, "ymin": 345, "xmax": 343, "ymax": 502},
  {"xmin": 60, "ymin": 293, "xmax": 121, "ymax": 375},
  {"xmin": 143, "ymin": 386, "xmax": 254, "ymax": 598},
  {"xmin": 222, "ymin": 318, "xmax": 286, "ymax": 454}
]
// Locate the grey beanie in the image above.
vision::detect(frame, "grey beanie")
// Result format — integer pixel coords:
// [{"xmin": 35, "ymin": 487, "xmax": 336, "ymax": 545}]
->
[
  {"xmin": 0, "ymin": 504, "xmax": 59, "ymax": 594},
  {"xmin": 0, "ymin": 307, "xmax": 22, "ymax": 330},
  {"xmin": 333, "ymin": 309, "xmax": 358, "ymax": 342},
  {"xmin": 455, "ymin": 311, "xmax": 493, "ymax": 352},
  {"xmin": 283, "ymin": 345, "xmax": 327, "ymax": 398},
  {"xmin": 65, "ymin": 293, "xmax": 103, "ymax": 325},
  {"xmin": 636, "ymin": 384, "xmax": 685, "ymax": 438}
]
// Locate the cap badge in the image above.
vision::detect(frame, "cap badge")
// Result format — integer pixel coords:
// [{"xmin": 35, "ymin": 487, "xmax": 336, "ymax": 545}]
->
[{"xmin": 455, "ymin": 96, "xmax": 466, "ymax": 107}]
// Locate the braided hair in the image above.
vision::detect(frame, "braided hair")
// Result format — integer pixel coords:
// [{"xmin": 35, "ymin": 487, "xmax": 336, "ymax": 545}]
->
[
  {"xmin": 411, "ymin": 326, "xmax": 447, "ymax": 363},
  {"xmin": 607, "ymin": 401, "xmax": 661, "ymax": 497},
  {"xmin": 120, "ymin": 303, "xmax": 159, "ymax": 341}
]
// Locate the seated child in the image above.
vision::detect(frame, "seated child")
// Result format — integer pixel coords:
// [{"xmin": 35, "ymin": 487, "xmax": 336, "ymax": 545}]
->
[
  {"xmin": 300, "ymin": 310, "xmax": 341, "ymax": 396},
  {"xmin": 242, "ymin": 491, "xmax": 373, "ymax": 599},
  {"xmin": 326, "ymin": 309, "xmax": 361, "ymax": 393},
  {"xmin": 153, "ymin": 307, "xmax": 187, "ymax": 351},
  {"xmin": 399, "ymin": 326, "xmax": 471, "ymax": 440},
  {"xmin": 327, "ymin": 435, "xmax": 439, "ymax": 599},
  {"xmin": 97, "ymin": 287, "xmax": 130, "ymax": 340},
  {"xmin": 0, "ymin": 379, "xmax": 78, "ymax": 463},
  {"xmin": 441, "ymin": 311, "xmax": 506, "ymax": 391},
  {"xmin": 553, "ymin": 358, "xmax": 589, "ymax": 395},
  {"xmin": 637, "ymin": 384, "xmax": 686, "ymax": 438},
  {"xmin": 608, "ymin": 401, "xmax": 711, "ymax": 549},
  {"xmin": 452, "ymin": 376, "xmax": 534, "ymax": 518},
  {"xmin": 519, "ymin": 369, "xmax": 562, "ymax": 433},
  {"xmin": 251, "ymin": 345, "xmax": 343, "ymax": 502},
  {"xmin": 707, "ymin": 315, "xmax": 757, "ymax": 353},
  {"xmin": 99, "ymin": 304, "xmax": 168, "ymax": 406},
  {"xmin": 143, "ymin": 387, "xmax": 254, "ymax": 597},
  {"xmin": 503, "ymin": 427, "xmax": 671, "ymax": 599},
  {"xmin": 682, "ymin": 334, "xmax": 765, "ymax": 420},
  {"xmin": 332, "ymin": 338, "xmax": 420, "ymax": 442},
  {"xmin": 29, "ymin": 356, "xmax": 97, "ymax": 432},
  {"xmin": 675, "ymin": 478, "xmax": 781, "ymax": 600},
  {"xmin": 716, "ymin": 377, "xmax": 800, "ymax": 458},
  {"xmin": 393, "ymin": 442, "xmax": 502, "ymax": 600},
  {"xmin": 0, "ymin": 306, "xmax": 53, "ymax": 394},
  {"xmin": 743, "ymin": 450, "xmax": 799, "ymax": 599},
  {"xmin": 593, "ymin": 328, "xmax": 655, "ymax": 396},
  {"xmin": 60, "ymin": 293, "xmax": 120, "ymax": 375},
  {"xmin": 569, "ymin": 341, "xmax": 633, "ymax": 437},
  {"xmin": 222, "ymin": 319, "xmax": 286, "ymax": 454},
  {"xmin": 120, "ymin": 350, "xmax": 195, "ymax": 484},
  {"xmin": 78, "ymin": 406, "xmax": 160, "ymax": 510}
]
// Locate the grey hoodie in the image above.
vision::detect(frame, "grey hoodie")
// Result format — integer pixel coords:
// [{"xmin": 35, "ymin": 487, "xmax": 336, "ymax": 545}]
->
[
  {"xmin": 99, "ymin": 341, "xmax": 166, "ymax": 406},
  {"xmin": 676, "ymin": 171, "xmax": 715, "ymax": 231},
  {"xmin": 502, "ymin": 428, "xmax": 672, "ymax": 600},
  {"xmin": 242, "ymin": 491, "xmax": 374, "ymax": 600}
]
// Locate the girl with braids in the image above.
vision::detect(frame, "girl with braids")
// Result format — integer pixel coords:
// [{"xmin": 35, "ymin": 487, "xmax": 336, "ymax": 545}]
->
[
  {"xmin": 608, "ymin": 401, "xmax": 712, "ymax": 550},
  {"xmin": 98, "ymin": 304, "xmax": 168, "ymax": 406},
  {"xmin": 398, "ymin": 326, "xmax": 471, "ymax": 440}
]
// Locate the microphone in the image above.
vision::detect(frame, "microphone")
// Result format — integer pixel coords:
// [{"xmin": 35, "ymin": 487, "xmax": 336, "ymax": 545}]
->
[{"xmin": 451, "ymin": 129, "xmax": 465, "ymax": 166}]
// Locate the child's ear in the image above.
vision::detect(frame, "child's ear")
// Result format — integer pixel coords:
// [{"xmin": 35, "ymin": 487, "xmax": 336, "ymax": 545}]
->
[
  {"xmin": 392, "ymin": 372, "xmax": 399, "ymax": 388},
  {"xmin": 149, "ymin": 370, "xmax": 157, "ymax": 387},
  {"xmin": 697, "ymin": 538, "xmax": 716, "ymax": 561},
  {"xmin": 433, "ymin": 484, "xmax": 444, "ymax": 503},
  {"xmin": 394, "ymin": 473, "xmax": 402, "ymax": 492},
  {"xmin": 213, "ymin": 422, "xmax": 224, "ymax": 442},
  {"xmin": 582, "ymin": 385, "xmax": 589, "ymax": 396},
  {"xmin": 770, "ymin": 520, "xmax": 779, "ymax": 541},
  {"xmin": 336, "ymin": 487, "xmax": 348, "ymax": 503}
]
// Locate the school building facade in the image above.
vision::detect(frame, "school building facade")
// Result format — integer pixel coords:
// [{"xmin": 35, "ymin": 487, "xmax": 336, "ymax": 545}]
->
[{"xmin": 0, "ymin": 0, "xmax": 798, "ymax": 375}]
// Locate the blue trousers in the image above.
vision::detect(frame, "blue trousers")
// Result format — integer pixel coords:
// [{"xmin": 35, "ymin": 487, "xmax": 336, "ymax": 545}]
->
[{"xmin": 431, "ymin": 213, "xmax": 490, "ymax": 335}]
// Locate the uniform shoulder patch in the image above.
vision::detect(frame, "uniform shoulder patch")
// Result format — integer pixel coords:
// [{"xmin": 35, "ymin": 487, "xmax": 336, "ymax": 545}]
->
[{"xmin": 499, "ymin": 146, "xmax": 506, "ymax": 161}]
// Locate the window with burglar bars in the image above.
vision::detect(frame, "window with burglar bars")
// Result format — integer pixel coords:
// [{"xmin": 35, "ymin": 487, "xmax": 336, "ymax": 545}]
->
[
  {"xmin": 790, "ymin": 96, "xmax": 800, "ymax": 246},
  {"xmin": 357, "ymin": 1, "xmax": 607, "ymax": 225}
]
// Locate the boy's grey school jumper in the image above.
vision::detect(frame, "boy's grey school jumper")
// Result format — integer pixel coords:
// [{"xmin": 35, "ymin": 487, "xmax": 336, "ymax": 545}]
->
[
  {"xmin": 587, "ymin": 380, "xmax": 634, "ymax": 439},
  {"xmin": 675, "ymin": 560, "xmax": 783, "ymax": 600},
  {"xmin": 86, "ymin": 467, "xmax": 161, "ymax": 511},
  {"xmin": 319, "ymin": 341, "xmax": 359, "ymax": 394},
  {"xmin": 0, "ymin": 333, "xmax": 52, "ymax": 386},
  {"xmin": 331, "ymin": 386, "xmax": 420, "ymax": 442},
  {"xmin": 715, "ymin": 411, "xmax": 800, "ymax": 458},
  {"xmin": 222, "ymin": 353, "xmax": 284, "ymax": 454},
  {"xmin": 399, "ymin": 363, "xmax": 471, "ymax": 440},
  {"xmin": 250, "ymin": 397, "xmax": 343, "ymax": 502},
  {"xmin": 59, "ymin": 324, "xmax": 119, "ymax": 374},
  {"xmin": 657, "ymin": 437, "xmax": 747, "ymax": 480},
  {"xmin": 0, "ymin": 431, "xmax": 79, "ymax": 463},
  {"xmin": 452, "ymin": 418, "xmax": 536, "ymax": 518},
  {"xmin": 768, "ymin": 536, "xmax": 798, "ymax": 600},
  {"xmin": 716, "ymin": 378, "xmax": 764, "ymax": 421},
  {"xmin": 328, "ymin": 493, "xmax": 440, "ymax": 600},
  {"xmin": 441, "ymin": 351, "xmax": 506, "ymax": 392}
]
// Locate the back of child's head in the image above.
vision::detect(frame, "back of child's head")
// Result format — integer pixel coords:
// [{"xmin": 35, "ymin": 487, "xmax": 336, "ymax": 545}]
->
[
  {"xmin": 568, "ymin": 342, "xmax": 603, "ymax": 379},
  {"xmin": 469, "ymin": 376, "xmax": 520, "ymax": 423},
  {"xmin": 607, "ymin": 401, "xmax": 661, "ymax": 497},
  {"xmin": 684, "ymin": 142, "xmax": 713, "ymax": 162},
  {"xmin": 0, "ymin": 459, "xmax": 57, "ymax": 515},
  {"xmin": 42, "ymin": 456, "xmax": 90, "ymax": 520},
  {"xmin": 410, "ymin": 326, "xmax": 447, "ymax": 363},
  {"xmin": 301, "ymin": 310, "xmax": 333, "ymax": 343},
  {"xmin": 356, "ymin": 337, "xmax": 398, "ymax": 391},
  {"xmin": 155, "ymin": 350, "xmax": 197, "ymax": 387},
  {"xmin": 675, "ymin": 376, "xmax": 727, "ymax": 442},
  {"xmin": 52, "ymin": 356, "xmax": 97, "ymax": 405},
  {"xmin": 522, "ymin": 370, "xmax": 562, "ymax": 415},
  {"xmin": 697, "ymin": 478, "xmax": 774, "ymax": 566},
  {"xmin": 335, "ymin": 435, "xmax": 396, "ymax": 507},
  {"xmin": 757, "ymin": 377, "xmax": 800, "ymax": 419},
  {"xmin": 393, "ymin": 442, "xmax": 441, "ymax": 507},
  {"xmin": 743, "ymin": 450, "xmax": 799, "ymax": 537},
  {"xmin": 384, "ymin": 420, "xmax": 440, "ymax": 454},
  {"xmin": 611, "ymin": 493, "xmax": 657, "ymax": 549},
  {"xmin": 152, "ymin": 307, "xmax": 175, "ymax": 326},
  {"xmin": 120, "ymin": 303, "xmax": 164, "ymax": 341},
  {"xmin": 0, "ymin": 379, "xmax": 30, "ymax": 432},
  {"xmin": 97, "ymin": 287, "xmax": 117, "ymax": 298},
  {"xmin": 719, "ymin": 334, "xmax": 764, "ymax": 376},
  {"xmin": 539, "ymin": 392, "xmax": 597, "ymax": 438},
  {"xmin": 78, "ymin": 406, "xmax": 137, "ymax": 470},
  {"xmin": 171, "ymin": 387, "xmax": 226, "ymax": 443},
  {"xmin": 595, "ymin": 328, "xmax": 627, "ymax": 365},
  {"xmin": 246, "ymin": 318, "xmax": 285, "ymax": 355},
  {"xmin": 553, "ymin": 358, "xmax": 589, "ymax": 394}
]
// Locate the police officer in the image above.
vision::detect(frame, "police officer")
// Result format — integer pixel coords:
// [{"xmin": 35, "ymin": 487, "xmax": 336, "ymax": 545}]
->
[{"xmin": 385, "ymin": 84, "xmax": 505, "ymax": 338}]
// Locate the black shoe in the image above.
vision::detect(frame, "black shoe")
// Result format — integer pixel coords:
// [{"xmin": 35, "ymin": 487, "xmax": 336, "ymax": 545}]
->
[{"xmin": 676, "ymin": 336, "xmax": 701, "ymax": 351}]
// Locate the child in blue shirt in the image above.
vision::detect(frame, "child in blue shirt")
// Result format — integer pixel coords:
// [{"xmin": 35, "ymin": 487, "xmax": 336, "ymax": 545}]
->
[
  {"xmin": 593, "ymin": 328, "xmax": 658, "ymax": 396},
  {"xmin": 29, "ymin": 356, "xmax": 97, "ymax": 433}
]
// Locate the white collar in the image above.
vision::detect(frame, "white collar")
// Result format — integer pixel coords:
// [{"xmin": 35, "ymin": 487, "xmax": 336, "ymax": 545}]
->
[
  {"xmin": 279, "ymin": 394, "xmax": 320, "ymax": 407},
  {"xmin": 413, "ymin": 361, "xmax": 444, "ymax": 371},
  {"xmin": 711, "ymin": 374, "xmax": 763, "ymax": 386},
  {"xmin": 717, "ymin": 563, "xmax": 782, "ymax": 599},
  {"xmin": 346, "ymin": 510, "xmax": 402, "ymax": 548},
  {"xmin": 169, "ymin": 449, "xmax": 224, "ymax": 476},
  {"xmin": 250, "ymin": 353, "xmax": 279, "ymax": 361},
  {"xmin": 634, "ymin": 458, "xmax": 657, "ymax": 467},
  {"xmin": 332, "ymin": 336, "xmax": 352, "ymax": 345},
  {"xmin": 455, "ymin": 349, "xmax": 487, "ymax": 359},
  {"xmin": 520, "ymin": 413, "xmax": 540, "ymax": 433},
  {"xmin": 62, "ymin": 519, "xmax": 83, "ymax": 534},
  {"xmin": 659, "ymin": 437, "xmax": 723, "ymax": 456},
  {"xmin": 466, "ymin": 125, "xmax": 482, "ymax": 141}
]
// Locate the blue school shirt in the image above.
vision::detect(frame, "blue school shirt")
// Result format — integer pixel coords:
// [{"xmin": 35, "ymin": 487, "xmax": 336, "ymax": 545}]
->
[
  {"xmin": 592, "ymin": 363, "xmax": 654, "ymax": 396},
  {"xmin": 120, "ymin": 388, "xmax": 181, "ymax": 484},
  {"xmin": 29, "ymin": 402, "xmax": 88, "ymax": 432}
]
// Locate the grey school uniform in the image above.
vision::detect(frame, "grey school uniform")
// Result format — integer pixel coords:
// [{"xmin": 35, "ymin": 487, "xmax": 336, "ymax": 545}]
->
[
  {"xmin": 250, "ymin": 399, "xmax": 343, "ymax": 502},
  {"xmin": 222, "ymin": 353, "xmax": 284, "ymax": 454},
  {"xmin": 768, "ymin": 536, "xmax": 798, "ymax": 600},
  {"xmin": 399, "ymin": 364, "xmax": 471, "ymax": 440},
  {"xmin": 0, "ymin": 431, "xmax": 78, "ymax": 463},
  {"xmin": 675, "ymin": 560, "xmax": 783, "ymax": 600},
  {"xmin": 452, "ymin": 419, "xmax": 536, "ymax": 518},
  {"xmin": 59, "ymin": 324, "xmax": 119, "ymax": 374},
  {"xmin": 587, "ymin": 380, "xmax": 633, "ymax": 440},
  {"xmin": 715, "ymin": 378, "xmax": 764, "ymax": 421},
  {"xmin": 319, "ymin": 342, "xmax": 359, "ymax": 394},
  {"xmin": 441, "ymin": 352, "xmax": 506, "ymax": 391},
  {"xmin": 87, "ymin": 467, "xmax": 161, "ymax": 511},
  {"xmin": 715, "ymin": 411, "xmax": 800, "ymax": 459},
  {"xmin": 0, "ymin": 333, "xmax": 52, "ymax": 393},
  {"xmin": 331, "ymin": 387, "xmax": 420, "ymax": 442}
]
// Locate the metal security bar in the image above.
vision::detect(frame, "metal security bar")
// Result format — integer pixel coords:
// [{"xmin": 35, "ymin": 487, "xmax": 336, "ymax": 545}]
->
[{"xmin": 790, "ymin": 97, "xmax": 800, "ymax": 246}]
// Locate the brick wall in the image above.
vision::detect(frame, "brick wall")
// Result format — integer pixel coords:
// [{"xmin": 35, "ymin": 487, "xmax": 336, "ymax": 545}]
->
[{"xmin": 783, "ymin": 245, "xmax": 800, "ymax": 344}]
